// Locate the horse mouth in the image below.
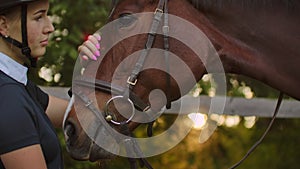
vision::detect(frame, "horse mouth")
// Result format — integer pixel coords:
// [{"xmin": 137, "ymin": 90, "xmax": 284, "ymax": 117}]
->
[
  {"xmin": 63, "ymin": 123, "xmax": 90, "ymax": 160},
  {"xmin": 89, "ymin": 143, "xmax": 116, "ymax": 162}
]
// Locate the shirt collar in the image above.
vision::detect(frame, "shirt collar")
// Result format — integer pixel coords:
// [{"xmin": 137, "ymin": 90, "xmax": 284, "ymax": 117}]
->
[{"xmin": 0, "ymin": 52, "xmax": 28, "ymax": 85}]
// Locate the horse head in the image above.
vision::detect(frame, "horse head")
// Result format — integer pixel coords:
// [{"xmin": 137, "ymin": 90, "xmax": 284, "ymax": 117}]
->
[
  {"xmin": 63, "ymin": 0, "xmax": 300, "ymax": 165},
  {"xmin": 62, "ymin": 0, "xmax": 216, "ymax": 162}
]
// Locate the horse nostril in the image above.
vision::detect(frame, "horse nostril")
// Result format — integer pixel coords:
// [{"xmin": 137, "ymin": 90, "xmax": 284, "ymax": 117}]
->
[{"xmin": 64, "ymin": 122, "xmax": 76, "ymax": 137}]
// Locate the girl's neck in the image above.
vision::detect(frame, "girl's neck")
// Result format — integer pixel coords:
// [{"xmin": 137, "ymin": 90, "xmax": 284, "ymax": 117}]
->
[{"xmin": 0, "ymin": 40, "xmax": 26, "ymax": 65}]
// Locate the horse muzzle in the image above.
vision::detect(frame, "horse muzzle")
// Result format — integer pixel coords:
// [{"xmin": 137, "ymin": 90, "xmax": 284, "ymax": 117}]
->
[{"xmin": 64, "ymin": 116, "xmax": 118, "ymax": 162}]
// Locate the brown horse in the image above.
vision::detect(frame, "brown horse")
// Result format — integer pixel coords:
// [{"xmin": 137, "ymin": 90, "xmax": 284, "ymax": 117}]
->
[{"xmin": 63, "ymin": 0, "xmax": 300, "ymax": 168}]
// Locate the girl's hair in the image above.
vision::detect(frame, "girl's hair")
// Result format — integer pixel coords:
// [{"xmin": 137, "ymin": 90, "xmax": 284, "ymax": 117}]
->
[{"xmin": 0, "ymin": 6, "xmax": 21, "ymax": 22}]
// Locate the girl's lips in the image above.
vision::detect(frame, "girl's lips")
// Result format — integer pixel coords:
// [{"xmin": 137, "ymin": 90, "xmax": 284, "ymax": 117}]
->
[{"xmin": 40, "ymin": 39, "xmax": 49, "ymax": 46}]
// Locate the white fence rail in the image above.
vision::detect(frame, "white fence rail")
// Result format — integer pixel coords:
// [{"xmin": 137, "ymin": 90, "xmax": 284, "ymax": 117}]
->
[{"xmin": 41, "ymin": 87, "xmax": 300, "ymax": 118}]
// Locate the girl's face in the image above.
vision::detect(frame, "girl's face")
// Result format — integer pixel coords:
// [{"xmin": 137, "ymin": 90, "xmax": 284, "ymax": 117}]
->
[
  {"xmin": 0, "ymin": 0, "xmax": 54, "ymax": 61},
  {"xmin": 26, "ymin": 0, "xmax": 54, "ymax": 58}
]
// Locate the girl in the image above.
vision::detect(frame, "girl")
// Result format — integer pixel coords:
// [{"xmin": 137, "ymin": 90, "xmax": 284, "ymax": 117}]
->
[{"xmin": 0, "ymin": 0, "xmax": 100, "ymax": 168}]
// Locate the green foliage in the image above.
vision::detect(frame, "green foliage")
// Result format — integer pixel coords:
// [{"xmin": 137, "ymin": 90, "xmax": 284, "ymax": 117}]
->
[{"xmin": 29, "ymin": 0, "xmax": 110, "ymax": 86}]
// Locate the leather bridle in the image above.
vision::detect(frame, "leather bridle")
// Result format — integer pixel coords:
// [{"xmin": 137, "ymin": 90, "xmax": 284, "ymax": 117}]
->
[
  {"xmin": 63, "ymin": 0, "xmax": 285, "ymax": 168},
  {"xmin": 70, "ymin": 0, "xmax": 170, "ymax": 127},
  {"xmin": 63, "ymin": 1, "xmax": 169, "ymax": 168}
]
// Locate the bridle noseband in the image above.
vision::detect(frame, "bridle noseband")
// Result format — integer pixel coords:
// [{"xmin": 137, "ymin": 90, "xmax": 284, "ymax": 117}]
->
[{"xmin": 72, "ymin": 77, "xmax": 150, "ymax": 125}]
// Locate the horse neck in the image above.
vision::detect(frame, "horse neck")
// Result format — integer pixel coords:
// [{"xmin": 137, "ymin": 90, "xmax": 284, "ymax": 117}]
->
[{"xmin": 171, "ymin": 0, "xmax": 300, "ymax": 99}]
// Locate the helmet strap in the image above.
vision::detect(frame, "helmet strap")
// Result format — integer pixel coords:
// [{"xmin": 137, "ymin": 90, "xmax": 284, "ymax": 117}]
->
[
  {"xmin": 21, "ymin": 4, "xmax": 36, "ymax": 67},
  {"xmin": 1, "ymin": 34, "xmax": 23, "ymax": 48},
  {"xmin": 0, "ymin": 4, "xmax": 36, "ymax": 67}
]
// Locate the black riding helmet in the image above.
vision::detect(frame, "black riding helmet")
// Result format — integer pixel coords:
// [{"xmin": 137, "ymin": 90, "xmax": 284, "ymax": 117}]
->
[{"xmin": 0, "ymin": 0, "xmax": 38, "ymax": 67}]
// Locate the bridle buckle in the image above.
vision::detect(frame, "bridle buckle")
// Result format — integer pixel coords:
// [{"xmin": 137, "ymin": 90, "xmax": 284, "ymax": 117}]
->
[
  {"xmin": 163, "ymin": 25, "xmax": 169, "ymax": 34},
  {"xmin": 154, "ymin": 8, "xmax": 164, "ymax": 14},
  {"xmin": 127, "ymin": 77, "xmax": 138, "ymax": 86}
]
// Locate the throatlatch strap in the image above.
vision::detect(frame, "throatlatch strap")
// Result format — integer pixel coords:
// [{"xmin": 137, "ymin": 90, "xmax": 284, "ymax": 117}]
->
[
  {"xmin": 163, "ymin": 0, "xmax": 171, "ymax": 109},
  {"xmin": 126, "ymin": 0, "xmax": 165, "ymax": 91}
]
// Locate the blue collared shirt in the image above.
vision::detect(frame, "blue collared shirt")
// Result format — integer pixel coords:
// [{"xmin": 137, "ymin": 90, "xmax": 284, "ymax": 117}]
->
[{"xmin": 0, "ymin": 52, "xmax": 28, "ymax": 85}]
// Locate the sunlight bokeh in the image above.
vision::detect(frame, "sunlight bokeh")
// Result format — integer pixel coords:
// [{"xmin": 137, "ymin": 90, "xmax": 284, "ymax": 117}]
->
[{"xmin": 188, "ymin": 113, "xmax": 207, "ymax": 130}]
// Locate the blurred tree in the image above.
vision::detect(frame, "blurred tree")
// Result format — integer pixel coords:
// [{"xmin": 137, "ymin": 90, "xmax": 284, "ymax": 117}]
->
[{"xmin": 28, "ymin": 0, "xmax": 111, "ymax": 87}]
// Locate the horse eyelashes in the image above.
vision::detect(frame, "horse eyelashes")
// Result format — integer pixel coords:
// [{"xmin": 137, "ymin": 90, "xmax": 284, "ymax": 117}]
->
[{"xmin": 117, "ymin": 13, "xmax": 137, "ymax": 28}]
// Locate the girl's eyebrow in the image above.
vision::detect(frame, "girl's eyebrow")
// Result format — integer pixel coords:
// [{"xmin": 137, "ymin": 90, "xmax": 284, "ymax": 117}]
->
[{"xmin": 33, "ymin": 9, "xmax": 47, "ymax": 15}]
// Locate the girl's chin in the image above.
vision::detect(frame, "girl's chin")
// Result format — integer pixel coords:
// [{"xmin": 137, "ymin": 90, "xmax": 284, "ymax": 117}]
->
[{"xmin": 31, "ymin": 49, "xmax": 46, "ymax": 58}]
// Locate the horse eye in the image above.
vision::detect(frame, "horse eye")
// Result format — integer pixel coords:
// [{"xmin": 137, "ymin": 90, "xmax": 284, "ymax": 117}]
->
[{"xmin": 118, "ymin": 13, "xmax": 136, "ymax": 27}]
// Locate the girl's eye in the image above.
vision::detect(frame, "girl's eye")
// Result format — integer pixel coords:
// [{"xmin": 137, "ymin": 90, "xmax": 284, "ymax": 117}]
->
[
  {"xmin": 118, "ymin": 13, "xmax": 136, "ymax": 28},
  {"xmin": 35, "ymin": 15, "xmax": 43, "ymax": 21}
]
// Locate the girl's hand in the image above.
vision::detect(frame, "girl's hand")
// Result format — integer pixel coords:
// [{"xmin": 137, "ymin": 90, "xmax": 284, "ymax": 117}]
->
[{"xmin": 78, "ymin": 33, "xmax": 101, "ymax": 65}]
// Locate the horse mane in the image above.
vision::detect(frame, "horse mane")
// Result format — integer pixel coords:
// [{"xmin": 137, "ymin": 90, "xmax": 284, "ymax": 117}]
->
[
  {"xmin": 188, "ymin": 0, "xmax": 297, "ymax": 11},
  {"xmin": 111, "ymin": 0, "xmax": 297, "ymax": 8},
  {"xmin": 108, "ymin": 0, "xmax": 297, "ymax": 21}
]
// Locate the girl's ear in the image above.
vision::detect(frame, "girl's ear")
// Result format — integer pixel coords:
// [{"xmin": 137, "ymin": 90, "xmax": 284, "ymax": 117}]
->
[{"xmin": 0, "ymin": 15, "xmax": 9, "ymax": 36}]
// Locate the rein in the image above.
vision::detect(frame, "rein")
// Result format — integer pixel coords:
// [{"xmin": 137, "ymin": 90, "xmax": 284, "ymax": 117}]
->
[
  {"xmin": 229, "ymin": 92, "xmax": 284, "ymax": 169},
  {"xmin": 71, "ymin": 87, "xmax": 153, "ymax": 168}
]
